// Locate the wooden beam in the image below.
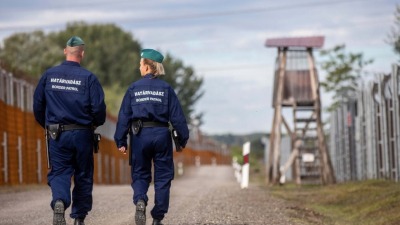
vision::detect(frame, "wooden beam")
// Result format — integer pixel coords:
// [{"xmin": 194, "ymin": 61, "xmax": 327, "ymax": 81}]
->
[
  {"xmin": 267, "ymin": 48, "xmax": 287, "ymax": 185},
  {"xmin": 282, "ymin": 115, "xmax": 294, "ymax": 139},
  {"xmin": 279, "ymin": 139, "xmax": 302, "ymax": 184}
]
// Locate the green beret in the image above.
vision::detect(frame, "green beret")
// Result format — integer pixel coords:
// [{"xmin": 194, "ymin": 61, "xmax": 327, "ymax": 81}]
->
[
  {"xmin": 66, "ymin": 36, "xmax": 85, "ymax": 47},
  {"xmin": 141, "ymin": 49, "xmax": 164, "ymax": 63}
]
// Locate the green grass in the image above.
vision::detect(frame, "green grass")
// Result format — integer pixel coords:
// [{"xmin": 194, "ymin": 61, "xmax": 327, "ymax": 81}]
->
[{"xmin": 270, "ymin": 180, "xmax": 400, "ymax": 225}]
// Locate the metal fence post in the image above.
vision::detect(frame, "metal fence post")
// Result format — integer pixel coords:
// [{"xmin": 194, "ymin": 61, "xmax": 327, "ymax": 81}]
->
[
  {"xmin": 111, "ymin": 157, "xmax": 115, "ymax": 184},
  {"xmin": 104, "ymin": 155, "xmax": 109, "ymax": 184},
  {"xmin": 0, "ymin": 70, "xmax": 5, "ymax": 101},
  {"xmin": 17, "ymin": 136, "xmax": 22, "ymax": 184},
  {"xmin": 367, "ymin": 82, "xmax": 377, "ymax": 179},
  {"xmin": 391, "ymin": 65, "xmax": 400, "ymax": 182},
  {"xmin": 2, "ymin": 132, "xmax": 8, "ymax": 183},
  {"xmin": 97, "ymin": 153, "xmax": 102, "ymax": 183},
  {"xmin": 37, "ymin": 139, "xmax": 42, "ymax": 183},
  {"xmin": 8, "ymin": 73, "xmax": 14, "ymax": 106},
  {"xmin": 119, "ymin": 158, "xmax": 124, "ymax": 184}
]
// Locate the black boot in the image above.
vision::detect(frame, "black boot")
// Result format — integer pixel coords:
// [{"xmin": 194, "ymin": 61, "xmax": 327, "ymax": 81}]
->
[
  {"xmin": 74, "ymin": 218, "xmax": 85, "ymax": 225},
  {"xmin": 53, "ymin": 200, "xmax": 66, "ymax": 225},
  {"xmin": 135, "ymin": 200, "xmax": 146, "ymax": 225},
  {"xmin": 152, "ymin": 219, "xmax": 164, "ymax": 225}
]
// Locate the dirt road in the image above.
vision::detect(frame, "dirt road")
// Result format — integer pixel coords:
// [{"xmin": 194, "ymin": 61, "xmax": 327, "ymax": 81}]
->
[{"xmin": 0, "ymin": 165, "xmax": 293, "ymax": 225}]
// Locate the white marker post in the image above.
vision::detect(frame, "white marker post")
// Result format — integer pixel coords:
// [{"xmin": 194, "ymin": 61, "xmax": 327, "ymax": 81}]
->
[
  {"xmin": 232, "ymin": 157, "xmax": 241, "ymax": 183},
  {"xmin": 241, "ymin": 142, "xmax": 251, "ymax": 189}
]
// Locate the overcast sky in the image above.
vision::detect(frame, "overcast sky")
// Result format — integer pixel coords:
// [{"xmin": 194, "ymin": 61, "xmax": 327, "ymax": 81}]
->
[{"xmin": 1, "ymin": 0, "xmax": 399, "ymax": 135}]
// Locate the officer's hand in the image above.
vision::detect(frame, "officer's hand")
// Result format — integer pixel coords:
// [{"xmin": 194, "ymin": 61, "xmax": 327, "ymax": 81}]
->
[{"xmin": 118, "ymin": 146, "xmax": 127, "ymax": 154}]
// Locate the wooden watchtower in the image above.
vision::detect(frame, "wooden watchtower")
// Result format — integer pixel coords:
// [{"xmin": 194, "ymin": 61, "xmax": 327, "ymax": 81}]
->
[{"xmin": 265, "ymin": 36, "xmax": 335, "ymax": 185}]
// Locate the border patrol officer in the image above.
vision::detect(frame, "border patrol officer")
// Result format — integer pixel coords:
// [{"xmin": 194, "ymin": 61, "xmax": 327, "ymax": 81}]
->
[
  {"xmin": 114, "ymin": 49, "xmax": 189, "ymax": 225},
  {"xmin": 33, "ymin": 36, "xmax": 106, "ymax": 225}
]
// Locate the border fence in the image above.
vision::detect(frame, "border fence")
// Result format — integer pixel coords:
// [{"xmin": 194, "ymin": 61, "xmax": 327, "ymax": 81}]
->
[
  {"xmin": 329, "ymin": 64, "xmax": 400, "ymax": 183},
  {"xmin": 0, "ymin": 67, "xmax": 230, "ymax": 186}
]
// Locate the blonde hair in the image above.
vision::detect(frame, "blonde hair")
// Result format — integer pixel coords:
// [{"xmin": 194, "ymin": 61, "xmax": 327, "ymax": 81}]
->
[
  {"xmin": 143, "ymin": 58, "xmax": 165, "ymax": 76},
  {"xmin": 65, "ymin": 46, "xmax": 84, "ymax": 59}
]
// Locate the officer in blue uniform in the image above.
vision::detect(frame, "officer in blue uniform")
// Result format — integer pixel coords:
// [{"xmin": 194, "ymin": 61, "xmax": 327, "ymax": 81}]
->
[
  {"xmin": 114, "ymin": 49, "xmax": 189, "ymax": 225},
  {"xmin": 33, "ymin": 36, "xmax": 106, "ymax": 225}
]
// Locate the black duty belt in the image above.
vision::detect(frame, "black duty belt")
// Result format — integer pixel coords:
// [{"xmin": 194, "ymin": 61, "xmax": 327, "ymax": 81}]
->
[
  {"xmin": 46, "ymin": 124, "xmax": 93, "ymax": 141},
  {"xmin": 131, "ymin": 121, "xmax": 168, "ymax": 135},
  {"xmin": 141, "ymin": 121, "xmax": 169, "ymax": 128},
  {"xmin": 60, "ymin": 124, "xmax": 92, "ymax": 131}
]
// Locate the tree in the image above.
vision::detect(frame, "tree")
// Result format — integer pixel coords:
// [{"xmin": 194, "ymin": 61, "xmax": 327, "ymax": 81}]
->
[
  {"xmin": 387, "ymin": 4, "xmax": 400, "ymax": 59},
  {"xmin": 162, "ymin": 53, "xmax": 204, "ymax": 123},
  {"xmin": 0, "ymin": 22, "xmax": 204, "ymax": 124},
  {"xmin": 0, "ymin": 30, "xmax": 62, "ymax": 78},
  {"xmin": 319, "ymin": 44, "xmax": 373, "ymax": 111},
  {"xmin": 49, "ymin": 21, "xmax": 142, "ymax": 87}
]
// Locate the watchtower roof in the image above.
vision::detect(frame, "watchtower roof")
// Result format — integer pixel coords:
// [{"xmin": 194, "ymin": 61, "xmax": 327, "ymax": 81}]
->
[{"xmin": 265, "ymin": 36, "xmax": 324, "ymax": 48}]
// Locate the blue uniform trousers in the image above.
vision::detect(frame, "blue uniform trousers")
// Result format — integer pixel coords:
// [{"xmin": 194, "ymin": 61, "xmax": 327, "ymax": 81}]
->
[
  {"xmin": 131, "ymin": 127, "xmax": 174, "ymax": 220},
  {"xmin": 47, "ymin": 129, "xmax": 94, "ymax": 219}
]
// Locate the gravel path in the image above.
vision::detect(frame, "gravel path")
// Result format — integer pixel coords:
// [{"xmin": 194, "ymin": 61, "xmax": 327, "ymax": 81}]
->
[{"xmin": 0, "ymin": 165, "xmax": 293, "ymax": 225}]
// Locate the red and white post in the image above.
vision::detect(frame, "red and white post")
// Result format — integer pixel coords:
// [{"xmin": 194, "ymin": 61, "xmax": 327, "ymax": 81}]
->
[{"xmin": 241, "ymin": 141, "xmax": 251, "ymax": 189}]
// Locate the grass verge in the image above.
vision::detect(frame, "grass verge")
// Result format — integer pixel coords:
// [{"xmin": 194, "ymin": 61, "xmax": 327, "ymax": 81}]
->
[{"xmin": 270, "ymin": 180, "xmax": 400, "ymax": 225}]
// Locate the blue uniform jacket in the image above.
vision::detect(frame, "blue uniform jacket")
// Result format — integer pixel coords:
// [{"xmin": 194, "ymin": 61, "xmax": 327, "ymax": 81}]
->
[
  {"xmin": 33, "ymin": 61, "xmax": 106, "ymax": 128},
  {"xmin": 114, "ymin": 74, "xmax": 189, "ymax": 148}
]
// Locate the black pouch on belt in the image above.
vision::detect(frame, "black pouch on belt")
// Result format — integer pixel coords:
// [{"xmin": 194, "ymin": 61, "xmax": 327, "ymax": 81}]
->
[
  {"xmin": 93, "ymin": 133, "xmax": 101, "ymax": 153},
  {"xmin": 171, "ymin": 129, "xmax": 182, "ymax": 152},
  {"xmin": 48, "ymin": 124, "xmax": 61, "ymax": 140},
  {"xmin": 132, "ymin": 120, "xmax": 143, "ymax": 135}
]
